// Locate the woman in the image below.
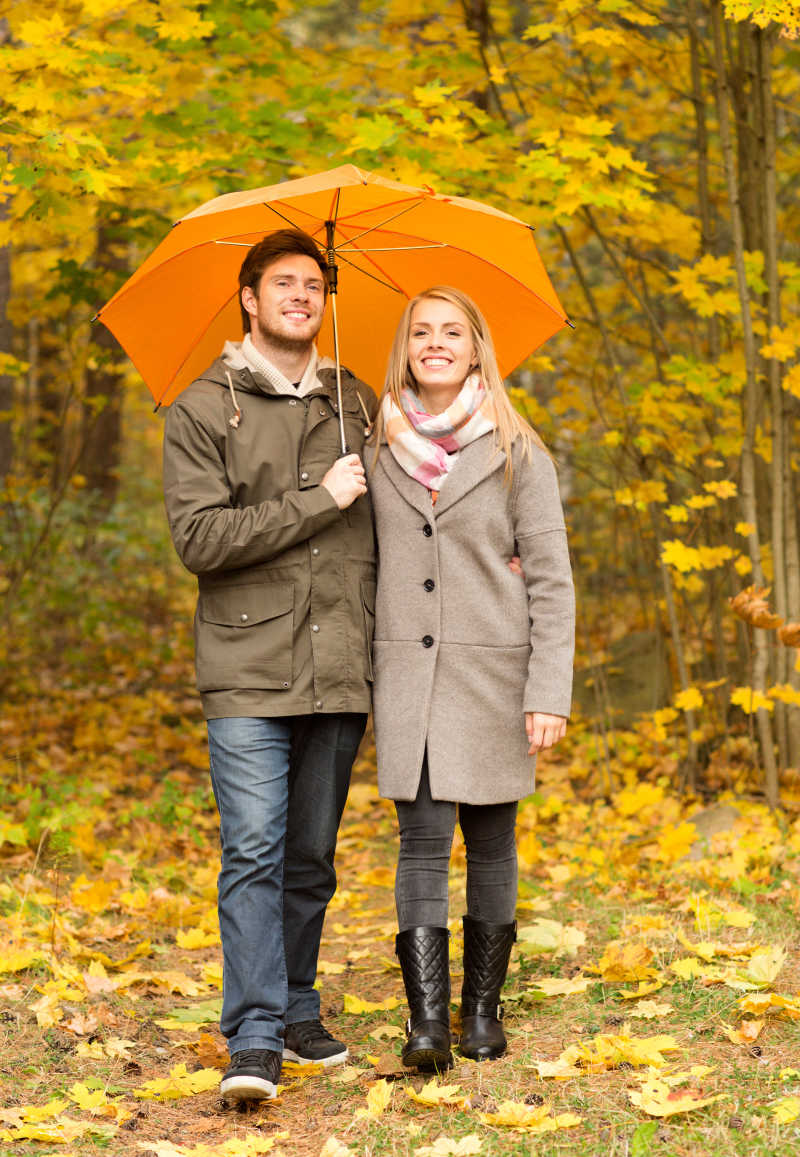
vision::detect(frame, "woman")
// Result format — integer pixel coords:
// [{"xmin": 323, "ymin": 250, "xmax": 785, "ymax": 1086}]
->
[{"xmin": 369, "ymin": 286, "xmax": 574, "ymax": 1069}]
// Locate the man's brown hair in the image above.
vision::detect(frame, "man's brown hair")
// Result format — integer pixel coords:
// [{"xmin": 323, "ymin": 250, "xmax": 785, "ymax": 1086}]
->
[{"xmin": 238, "ymin": 229, "xmax": 328, "ymax": 333}]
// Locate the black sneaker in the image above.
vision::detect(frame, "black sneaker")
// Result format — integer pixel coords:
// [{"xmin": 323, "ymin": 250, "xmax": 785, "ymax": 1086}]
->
[
  {"xmin": 220, "ymin": 1048, "xmax": 281, "ymax": 1102},
  {"xmin": 283, "ymin": 1019, "xmax": 348, "ymax": 1067}
]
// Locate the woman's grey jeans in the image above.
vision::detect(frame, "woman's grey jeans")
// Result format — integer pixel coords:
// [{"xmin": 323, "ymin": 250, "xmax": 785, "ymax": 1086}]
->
[{"xmin": 394, "ymin": 758, "xmax": 518, "ymax": 931}]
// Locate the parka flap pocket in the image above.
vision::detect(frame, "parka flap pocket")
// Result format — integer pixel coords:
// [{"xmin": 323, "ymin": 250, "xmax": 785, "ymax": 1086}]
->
[
  {"xmin": 200, "ymin": 583, "xmax": 294, "ymax": 628},
  {"xmin": 361, "ymin": 579, "xmax": 376, "ymax": 615}
]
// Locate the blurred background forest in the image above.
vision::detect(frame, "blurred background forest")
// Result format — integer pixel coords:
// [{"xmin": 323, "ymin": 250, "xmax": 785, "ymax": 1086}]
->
[{"xmin": 2, "ymin": 0, "xmax": 800, "ymax": 806}]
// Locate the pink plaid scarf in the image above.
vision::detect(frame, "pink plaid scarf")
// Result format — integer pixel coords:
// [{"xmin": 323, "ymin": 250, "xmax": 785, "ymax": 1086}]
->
[{"xmin": 382, "ymin": 374, "xmax": 496, "ymax": 492}]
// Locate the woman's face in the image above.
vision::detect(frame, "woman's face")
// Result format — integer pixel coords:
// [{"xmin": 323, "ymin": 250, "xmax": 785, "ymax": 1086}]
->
[{"xmin": 407, "ymin": 298, "xmax": 477, "ymax": 411}]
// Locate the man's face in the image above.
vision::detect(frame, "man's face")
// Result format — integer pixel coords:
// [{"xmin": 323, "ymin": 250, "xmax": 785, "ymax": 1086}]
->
[{"xmin": 242, "ymin": 255, "xmax": 326, "ymax": 350}]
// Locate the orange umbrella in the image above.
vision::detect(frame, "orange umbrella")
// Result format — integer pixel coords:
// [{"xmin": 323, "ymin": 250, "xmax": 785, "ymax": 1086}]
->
[{"xmin": 98, "ymin": 164, "xmax": 570, "ymax": 416}]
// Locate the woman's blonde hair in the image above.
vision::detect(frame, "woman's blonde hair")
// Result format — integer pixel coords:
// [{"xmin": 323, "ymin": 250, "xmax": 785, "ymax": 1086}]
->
[{"xmin": 372, "ymin": 285, "xmax": 547, "ymax": 482}]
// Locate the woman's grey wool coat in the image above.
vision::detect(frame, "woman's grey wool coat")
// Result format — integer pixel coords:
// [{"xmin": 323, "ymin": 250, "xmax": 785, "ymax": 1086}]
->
[{"xmin": 369, "ymin": 433, "xmax": 575, "ymax": 806}]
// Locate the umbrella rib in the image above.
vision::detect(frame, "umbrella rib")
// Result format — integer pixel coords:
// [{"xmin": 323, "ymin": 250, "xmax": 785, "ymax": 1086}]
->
[
  {"xmin": 332, "ymin": 248, "xmax": 407, "ymax": 295},
  {"xmin": 336, "ymin": 244, "xmax": 447, "ymax": 253},
  {"xmin": 331, "ymin": 200, "xmax": 427, "ymax": 249}
]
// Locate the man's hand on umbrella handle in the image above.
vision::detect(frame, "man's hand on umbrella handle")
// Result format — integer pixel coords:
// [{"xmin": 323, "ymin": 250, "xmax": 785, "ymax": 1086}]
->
[
  {"xmin": 525, "ymin": 711, "xmax": 567, "ymax": 754},
  {"xmin": 322, "ymin": 453, "xmax": 367, "ymax": 509}
]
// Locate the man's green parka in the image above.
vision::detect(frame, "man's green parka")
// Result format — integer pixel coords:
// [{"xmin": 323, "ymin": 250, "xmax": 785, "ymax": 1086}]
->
[{"xmin": 162, "ymin": 357, "xmax": 377, "ymax": 719}]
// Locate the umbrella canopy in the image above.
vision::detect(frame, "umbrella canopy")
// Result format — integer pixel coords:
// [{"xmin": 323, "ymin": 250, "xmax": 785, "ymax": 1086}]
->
[{"xmin": 98, "ymin": 164, "xmax": 569, "ymax": 407}]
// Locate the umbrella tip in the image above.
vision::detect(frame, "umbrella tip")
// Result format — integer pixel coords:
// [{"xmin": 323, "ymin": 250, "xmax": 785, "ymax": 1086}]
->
[
  {"xmin": 153, "ymin": 401, "xmax": 162, "ymax": 413},
  {"xmin": 565, "ymin": 318, "xmax": 576, "ymax": 329}
]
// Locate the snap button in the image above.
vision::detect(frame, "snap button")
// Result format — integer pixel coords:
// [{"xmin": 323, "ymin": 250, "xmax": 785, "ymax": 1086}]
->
[
  {"xmin": 311, "ymin": 547, "xmax": 320, "ymax": 556},
  {"xmin": 282, "ymin": 681, "xmax": 289, "ymax": 688},
  {"xmin": 312, "ymin": 624, "xmax": 320, "ymax": 633},
  {"xmin": 300, "ymin": 471, "xmax": 309, "ymax": 481},
  {"xmin": 319, "ymin": 409, "xmax": 325, "ymax": 416},
  {"xmin": 423, "ymin": 579, "xmax": 435, "ymax": 592},
  {"xmin": 288, "ymin": 399, "xmax": 298, "ymax": 406},
  {"xmin": 315, "ymin": 699, "xmax": 323, "ymax": 709},
  {"xmin": 240, "ymin": 613, "xmax": 248, "ymax": 622},
  {"xmin": 422, "ymin": 635, "xmax": 434, "ymax": 648}
]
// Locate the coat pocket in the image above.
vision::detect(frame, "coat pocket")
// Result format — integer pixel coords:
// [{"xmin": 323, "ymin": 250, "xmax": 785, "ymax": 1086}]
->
[
  {"xmin": 361, "ymin": 579, "xmax": 376, "ymax": 682},
  {"xmin": 195, "ymin": 582, "xmax": 294, "ymax": 692}
]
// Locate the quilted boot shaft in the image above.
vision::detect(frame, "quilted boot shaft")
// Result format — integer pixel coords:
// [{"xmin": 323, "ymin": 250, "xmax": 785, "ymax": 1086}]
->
[
  {"xmin": 459, "ymin": 915, "xmax": 517, "ymax": 1061},
  {"xmin": 395, "ymin": 926, "xmax": 452, "ymax": 1070}
]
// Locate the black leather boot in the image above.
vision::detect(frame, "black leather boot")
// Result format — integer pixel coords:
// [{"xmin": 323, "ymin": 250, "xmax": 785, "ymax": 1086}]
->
[
  {"xmin": 459, "ymin": 915, "xmax": 517, "ymax": 1061},
  {"xmin": 395, "ymin": 926, "xmax": 453, "ymax": 1070}
]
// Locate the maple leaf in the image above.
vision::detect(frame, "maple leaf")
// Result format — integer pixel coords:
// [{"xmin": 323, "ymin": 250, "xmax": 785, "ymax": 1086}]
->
[
  {"xmin": 415, "ymin": 1136, "xmax": 483, "ymax": 1156},
  {"xmin": 629, "ymin": 1076, "xmax": 726, "ymax": 1117},
  {"xmin": 478, "ymin": 1099, "xmax": 581, "ymax": 1132},
  {"xmin": 597, "ymin": 941, "xmax": 657, "ymax": 981},
  {"xmin": 532, "ymin": 976, "xmax": 593, "ymax": 997},
  {"xmin": 628, "ymin": 1000, "xmax": 673, "ymax": 1019},
  {"xmin": 342, "ymin": 994, "xmax": 400, "ymax": 1014},
  {"xmin": 175, "ymin": 928, "xmax": 219, "ymax": 950},
  {"xmin": 319, "ymin": 1139, "xmax": 355, "ymax": 1157},
  {"xmin": 720, "ymin": 1019, "xmax": 764, "ymax": 1045},
  {"xmin": 133, "ymin": 1063, "xmax": 220, "ymax": 1101},
  {"xmin": 406, "ymin": 1080, "xmax": 466, "ymax": 1108},
  {"xmin": 355, "ymin": 1078, "xmax": 393, "ymax": 1119},
  {"xmin": 619, "ymin": 979, "xmax": 665, "ymax": 999},
  {"xmin": 517, "ymin": 919, "xmax": 585, "ymax": 957}
]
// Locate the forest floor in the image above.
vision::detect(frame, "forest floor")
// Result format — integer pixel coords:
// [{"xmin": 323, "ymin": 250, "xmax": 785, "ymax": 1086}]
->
[{"xmin": 3, "ymin": 581, "xmax": 800, "ymax": 1157}]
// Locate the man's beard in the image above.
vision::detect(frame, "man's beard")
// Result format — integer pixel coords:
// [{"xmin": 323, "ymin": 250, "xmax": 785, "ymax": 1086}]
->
[{"xmin": 255, "ymin": 315, "xmax": 322, "ymax": 352}]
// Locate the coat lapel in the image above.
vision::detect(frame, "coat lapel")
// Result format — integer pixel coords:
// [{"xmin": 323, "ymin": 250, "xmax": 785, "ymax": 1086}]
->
[
  {"xmin": 374, "ymin": 448, "xmax": 436, "ymax": 519},
  {"xmin": 433, "ymin": 434, "xmax": 505, "ymax": 516},
  {"xmin": 373, "ymin": 434, "xmax": 505, "ymax": 519}
]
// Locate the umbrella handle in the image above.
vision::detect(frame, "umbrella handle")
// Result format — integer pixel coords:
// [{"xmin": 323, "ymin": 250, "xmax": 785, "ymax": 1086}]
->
[
  {"xmin": 325, "ymin": 219, "xmax": 348, "ymax": 457},
  {"xmin": 329, "ymin": 291, "xmax": 348, "ymax": 457}
]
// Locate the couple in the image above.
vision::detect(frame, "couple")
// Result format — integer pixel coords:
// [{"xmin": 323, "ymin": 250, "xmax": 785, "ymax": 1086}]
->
[{"xmin": 162, "ymin": 228, "xmax": 575, "ymax": 1102}]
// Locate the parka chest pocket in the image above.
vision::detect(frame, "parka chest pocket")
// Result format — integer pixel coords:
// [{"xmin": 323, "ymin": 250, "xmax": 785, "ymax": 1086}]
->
[{"xmin": 195, "ymin": 583, "xmax": 295, "ymax": 692}]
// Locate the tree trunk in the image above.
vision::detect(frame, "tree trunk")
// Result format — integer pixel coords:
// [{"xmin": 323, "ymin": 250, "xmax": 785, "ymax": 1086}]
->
[
  {"xmin": 711, "ymin": 0, "xmax": 777, "ymax": 804},
  {"xmin": 81, "ymin": 218, "xmax": 127, "ymax": 509}
]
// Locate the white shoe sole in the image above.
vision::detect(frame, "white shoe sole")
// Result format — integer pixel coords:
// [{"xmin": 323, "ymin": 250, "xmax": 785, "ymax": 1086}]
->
[
  {"xmin": 282, "ymin": 1046, "xmax": 348, "ymax": 1068},
  {"xmin": 220, "ymin": 1074, "xmax": 277, "ymax": 1102}
]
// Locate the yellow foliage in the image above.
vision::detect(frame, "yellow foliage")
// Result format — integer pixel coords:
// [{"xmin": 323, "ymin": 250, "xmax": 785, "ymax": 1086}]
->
[
  {"xmin": 674, "ymin": 687, "xmax": 703, "ymax": 711},
  {"xmin": 730, "ymin": 687, "xmax": 774, "ymax": 714}
]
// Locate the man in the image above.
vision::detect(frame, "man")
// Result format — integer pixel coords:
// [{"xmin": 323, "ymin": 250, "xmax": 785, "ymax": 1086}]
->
[{"xmin": 162, "ymin": 229, "xmax": 377, "ymax": 1103}]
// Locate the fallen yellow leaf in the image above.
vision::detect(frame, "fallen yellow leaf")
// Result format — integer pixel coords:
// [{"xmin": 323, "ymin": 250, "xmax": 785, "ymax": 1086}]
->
[
  {"xmin": 406, "ymin": 1080, "xmax": 466, "ymax": 1108},
  {"xmin": 342, "ymin": 994, "xmax": 400, "ymax": 1014},
  {"xmin": 769, "ymin": 1096, "xmax": 800, "ymax": 1124},
  {"xmin": 355, "ymin": 1078, "xmax": 393, "ymax": 1119},
  {"xmin": 532, "ymin": 976, "xmax": 592, "ymax": 997},
  {"xmin": 133, "ymin": 1063, "xmax": 221, "ymax": 1101},
  {"xmin": 629, "ymin": 1077, "xmax": 726, "ymax": 1117},
  {"xmin": 720, "ymin": 1020, "xmax": 763, "ymax": 1046},
  {"xmin": 627, "ymin": 1000, "xmax": 673, "ymax": 1019},
  {"xmin": 478, "ymin": 1099, "xmax": 581, "ymax": 1132},
  {"xmin": 597, "ymin": 941, "xmax": 657, "ymax": 982}
]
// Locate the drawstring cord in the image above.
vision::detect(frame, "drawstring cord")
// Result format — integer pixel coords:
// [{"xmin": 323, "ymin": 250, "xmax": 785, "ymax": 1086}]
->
[
  {"xmin": 225, "ymin": 371, "xmax": 242, "ymax": 428},
  {"xmin": 355, "ymin": 388, "xmax": 372, "ymax": 436}
]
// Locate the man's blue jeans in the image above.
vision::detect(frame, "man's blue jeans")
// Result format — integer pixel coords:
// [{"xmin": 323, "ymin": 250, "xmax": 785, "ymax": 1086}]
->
[{"xmin": 207, "ymin": 713, "xmax": 367, "ymax": 1055}]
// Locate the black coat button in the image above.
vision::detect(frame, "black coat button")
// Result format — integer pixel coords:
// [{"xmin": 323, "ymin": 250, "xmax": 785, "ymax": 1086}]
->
[
  {"xmin": 423, "ymin": 579, "xmax": 435, "ymax": 592},
  {"xmin": 422, "ymin": 635, "xmax": 434, "ymax": 648},
  {"xmin": 423, "ymin": 523, "xmax": 433, "ymax": 537}
]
